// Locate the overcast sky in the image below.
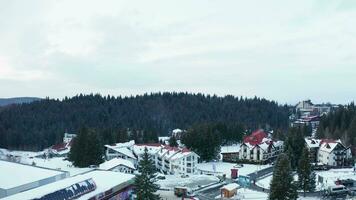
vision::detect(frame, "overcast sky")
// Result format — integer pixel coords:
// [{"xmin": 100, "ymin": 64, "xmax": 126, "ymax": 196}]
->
[{"xmin": 0, "ymin": 0, "xmax": 355, "ymax": 104}]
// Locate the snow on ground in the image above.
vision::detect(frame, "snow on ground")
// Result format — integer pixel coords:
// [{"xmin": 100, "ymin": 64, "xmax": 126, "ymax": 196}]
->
[
  {"xmin": 157, "ymin": 190, "xmax": 188, "ymax": 200},
  {"xmin": 1, "ymin": 149, "xmax": 90, "ymax": 176},
  {"xmin": 257, "ymin": 168, "xmax": 356, "ymax": 191},
  {"xmin": 197, "ymin": 161, "xmax": 270, "ymax": 178},
  {"xmin": 215, "ymin": 188, "xmax": 268, "ymax": 199},
  {"xmin": 316, "ymin": 168, "xmax": 356, "ymax": 190},
  {"xmin": 215, "ymin": 188, "xmax": 320, "ymax": 200},
  {"xmin": 156, "ymin": 174, "xmax": 219, "ymax": 191},
  {"xmin": 24, "ymin": 157, "xmax": 91, "ymax": 176},
  {"xmin": 256, "ymin": 174, "xmax": 273, "ymax": 189}
]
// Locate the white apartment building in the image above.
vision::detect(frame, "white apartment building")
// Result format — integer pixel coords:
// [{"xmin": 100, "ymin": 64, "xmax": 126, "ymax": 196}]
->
[
  {"xmin": 155, "ymin": 146, "xmax": 199, "ymax": 174},
  {"xmin": 104, "ymin": 140, "xmax": 138, "ymax": 167},
  {"xmin": 104, "ymin": 141, "xmax": 200, "ymax": 174},
  {"xmin": 305, "ymin": 138, "xmax": 352, "ymax": 167}
]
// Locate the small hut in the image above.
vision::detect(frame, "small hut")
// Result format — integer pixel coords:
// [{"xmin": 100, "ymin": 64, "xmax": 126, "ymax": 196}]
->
[{"xmin": 220, "ymin": 183, "xmax": 239, "ymax": 198}]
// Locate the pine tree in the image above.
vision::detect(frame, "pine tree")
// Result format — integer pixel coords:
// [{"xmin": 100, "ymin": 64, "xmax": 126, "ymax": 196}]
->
[
  {"xmin": 69, "ymin": 127, "xmax": 89, "ymax": 167},
  {"xmin": 297, "ymin": 147, "xmax": 316, "ymax": 196},
  {"xmin": 169, "ymin": 136, "xmax": 178, "ymax": 147},
  {"xmin": 269, "ymin": 153, "xmax": 298, "ymax": 200},
  {"xmin": 85, "ymin": 130, "xmax": 104, "ymax": 166},
  {"xmin": 68, "ymin": 127, "xmax": 103, "ymax": 167},
  {"xmin": 134, "ymin": 147, "xmax": 160, "ymax": 200},
  {"xmin": 284, "ymin": 127, "xmax": 305, "ymax": 169}
]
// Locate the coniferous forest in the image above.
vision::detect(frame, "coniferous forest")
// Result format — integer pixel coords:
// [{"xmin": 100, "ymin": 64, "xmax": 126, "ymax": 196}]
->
[
  {"xmin": 0, "ymin": 92, "xmax": 290, "ymax": 151},
  {"xmin": 317, "ymin": 103, "xmax": 356, "ymax": 146}
]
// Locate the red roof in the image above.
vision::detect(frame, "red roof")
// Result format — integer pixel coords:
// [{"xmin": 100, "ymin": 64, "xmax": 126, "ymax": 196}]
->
[
  {"xmin": 51, "ymin": 143, "xmax": 67, "ymax": 151},
  {"xmin": 320, "ymin": 139, "xmax": 337, "ymax": 145},
  {"xmin": 243, "ymin": 129, "xmax": 267, "ymax": 146}
]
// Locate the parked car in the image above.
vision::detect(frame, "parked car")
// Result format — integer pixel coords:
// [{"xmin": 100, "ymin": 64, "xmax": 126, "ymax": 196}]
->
[
  {"xmin": 181, "ymin": 174, "xmax": 189, "ymax": 178},
  {"xmin": 156, "ymin": 175, "xmax": 166, "ymax": 180}
]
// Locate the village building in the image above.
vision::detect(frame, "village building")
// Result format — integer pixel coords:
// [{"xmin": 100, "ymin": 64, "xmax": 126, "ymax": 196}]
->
[
  {"xmin": 104, "ymin": 140, "xmax": 137, "ymax": 167},
  {"xmin": 220, "ymin": 145, "xmax": 240, "ymax": 163},
  {"xmin": 305, "ymin": 138, "xmax": 352, "ymax": 167},
  {"xmin": 99, "ymin": 158, "xmax": 135, "ymax": 174},
  {"xmin": 104, "ymin": 141, "xmax": 200, "ymax": 175},
  {"xmin": 239, "ymin": 130, "xmax": 283, "ymax": 164},
  {"xmin": 2, "ymin": 170, "xmax": 134, "ymax": 200},
  {"xmin": 155, "ymin": 145, "xmax": 199, "ymax": 174},
  {"xmin": 0, "ymin": 160, "xmax": 68, "ymax": 198},
  {"xmin": 48, "ymin": 132, "xmax": 77, "ymax": 157},
  {"xmin": 220, "ymin": 183, "xmax": 239, "ymax": 199}
]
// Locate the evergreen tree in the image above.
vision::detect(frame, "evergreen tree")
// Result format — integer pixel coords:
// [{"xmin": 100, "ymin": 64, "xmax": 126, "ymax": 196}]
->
[
  {"xmin": 134, "ymin": 147, "xmax": 160, "ymax": 200},
  {"xmin": 297, "ymin": 147, "xmax": 316, "ymax": 196},
  {"xmin": 68, "ymin": 127, "xmax": 103, "ymax": 167},
  {"xmin": 85, "ymin": 130, "xmax": 104, "ymax": 166},
  {"xmin": 168, "ymin": 136, "xmax": 178, "ymax": 147},
  {"xmin": 269, "ymin": 153, "xmax": 298, "ymax": 200},
  {"xmin": 284, "ymin": 127, "xmax": 305, "ymax": 169}
]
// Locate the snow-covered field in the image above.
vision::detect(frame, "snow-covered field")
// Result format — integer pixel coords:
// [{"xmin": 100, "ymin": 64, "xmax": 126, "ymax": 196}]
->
[
  {"xmin": 256, "ymin": 168, "xmax": 356, "ymax": 191},
  {"xmin": 1, "ymin": 149, "xmax": 90, "ymax": 176},
  {"xmin": 156, "ymin": 174, "xmax": 219, "ymax": 191},
  {"xmin": 215, "ymin": 188, "xmax": 321, "ymax": 200},
  {"xmin": 197, "ymin": 161, "xmax": 270, "ymax": 178}
]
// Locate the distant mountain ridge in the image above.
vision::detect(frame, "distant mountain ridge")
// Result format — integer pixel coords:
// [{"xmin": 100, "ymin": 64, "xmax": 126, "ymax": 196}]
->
[{"xmin": 0, "ymin": 97, "xmax": 41, "ymax": 106}]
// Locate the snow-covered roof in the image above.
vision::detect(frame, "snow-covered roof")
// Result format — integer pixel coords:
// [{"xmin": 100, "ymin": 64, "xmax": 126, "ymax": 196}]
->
[
  {"xmin": 258, "ymin": 143, "xmax": 270, "ymax": 152},
  {"xmin": 158, "ymin": 136, "xmax": 170, "ymax": 141},
  {"xmin": 105, "ymin": 140, "xmax": 135, "ymax": 149},
  {"xmin": 273, "ymin": 141, "xmax": 284, "ymax": 148},
  {"xmin": 3, "ymin": 170, "xmax": 134, "ymax": 200},
  {"xmin": 0, "ymin": 160, "xmax": 66, "ymax": 190},
  {"xmin": 115, "ymin": 147, "xmax": 136, "ymax": 159},
  {"xmin": 172, "ymin": 129, "xmax": 182, "ymax": 134},
  {"xmin": 319, "ymin": 141, "xmax": 340, "ymax": 153},
  {"xmin": 220, "ymin": 145, "xmax": 240, "ymax": 154},
  {"xmin": 169, "ymin": 151, "xmax": 194, "ymax": 161},
  {"xmin": 105, "ymin": 140, "xmax": 136, "ymax": 159},
  {"xmin": 99, "ymin": 158, "xmax": 135, "ymax": 170},
  {"xmin": 305, "ymin": 138, "xmax": 321, "ymax": 148},
  {"xmin": 133, "ymin": 144, "xmax": 162, "ymax": 156},
  {"xmin": 221, "ymin": 183, "xmax": 239, "ymax": 191}
]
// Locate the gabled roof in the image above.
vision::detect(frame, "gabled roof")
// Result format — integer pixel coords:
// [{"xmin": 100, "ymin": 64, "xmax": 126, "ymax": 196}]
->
[
  {"xmin": 221, "ymin": 183, "xmax": 239, "ymax": 191},
  {"xmin": 105, "ymin": 145, "xmax": 136, "ymax": 159},
  {"xmin": 220, "ymin": 144, "xmax": 240, "ymax": 154},
  {"xmin": 243, "ymin": 129, "xmax": 267, "ymax": 146},
  {"xmin": 319, "ymin": 140, "xmax": 344, "ymax": 153},
  {"xmin": 305, "ymin": 138, "xmax": 321, "ymax": 148},
  {"xmin": 99, "ymin": 158, "xmax": 135, "ymax": 170}
]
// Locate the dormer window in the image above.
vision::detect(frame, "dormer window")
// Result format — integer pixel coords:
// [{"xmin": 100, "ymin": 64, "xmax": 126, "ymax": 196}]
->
[
  {"xmin": 311, "ymin": 140, "xmax": 316, "ymax": 144},
  {"xmin": 326, "ymin": 144, "xmax": 331, "ymax": 149}
]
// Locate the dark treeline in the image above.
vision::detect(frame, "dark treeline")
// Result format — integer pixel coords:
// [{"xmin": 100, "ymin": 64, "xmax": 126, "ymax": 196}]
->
[
  {"xmin": 316, "ymin": 103, "xmax": 356, "ymax": 146},
  {"xmin": 0, "ymin": 92, "xmax": 290, "ymax": 150},
  {"xmin": 181, "ymin": 122, "xmax": 244, "ymax": 160}
]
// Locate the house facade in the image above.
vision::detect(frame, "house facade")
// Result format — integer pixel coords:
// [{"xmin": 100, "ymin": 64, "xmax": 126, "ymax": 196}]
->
[
  {"xmin": 104, "ymin": 140, "xmax": 138, "ymax": 167},
  {"xmin": 220, "ymin": 145, "xmax": 240, "ymax": 163},
  {"xmin": 104, "ymin": 141, "xmax": 200, "ymax": 175},
  {"xmin": 305, "ymin": 138, "xmax": 352, "ymax": 167},
  {"xmin": 155, "ymin": 146, "xmax": 199, "ymax": 174},
  {"xmin": 239, "ymin": 130, "xmax": 283, "ymax": 163}
]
